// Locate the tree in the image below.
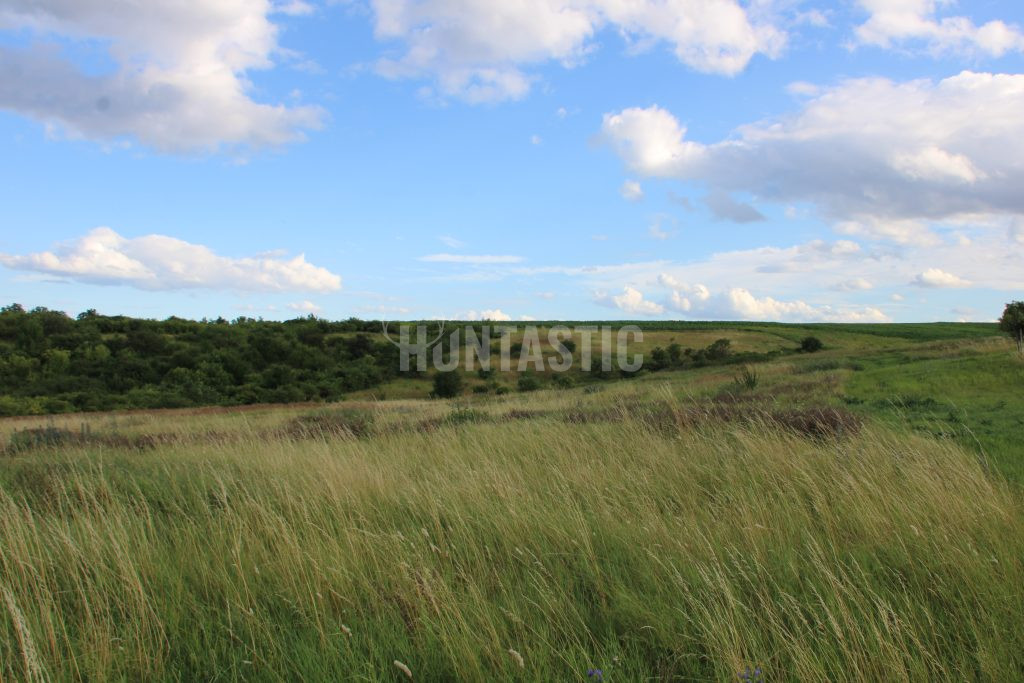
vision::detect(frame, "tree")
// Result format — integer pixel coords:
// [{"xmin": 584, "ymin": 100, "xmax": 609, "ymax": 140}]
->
[
  {"xmin": 667, "ymin": 343, "xmax": 683, "ymax": 366},
  {"xmin": 800, "ymin": 336, "xmax": 824, "ymax": 353},
  {"xmin": 649, "ymin": 346, "xmax": 669, "ymax": 371},
  {"xmin": 999, "ymin": 301, "xmax": 1024, "ymax": 355},
  {"xmin": 705, "ymin": 338, "xmax": 732, "ymax": 361},
  {"xmin": 432, "ymin": 370, "xmax": 463, "ymax": 398}
]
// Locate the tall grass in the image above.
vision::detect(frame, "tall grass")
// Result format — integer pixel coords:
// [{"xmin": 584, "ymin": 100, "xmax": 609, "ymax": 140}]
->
[{"xmin": 1, "ymin": 398, "xmax": 1022, "ymax": 680}]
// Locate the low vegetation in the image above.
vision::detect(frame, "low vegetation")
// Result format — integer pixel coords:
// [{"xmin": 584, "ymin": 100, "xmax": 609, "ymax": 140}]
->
[
  {"xmin": 2, "ymin": 312, "xmax": 1022, "ymax": 680},
  {"xmin": 1, "ymin": 391, "xmax": 1022, "ymax": 681}
]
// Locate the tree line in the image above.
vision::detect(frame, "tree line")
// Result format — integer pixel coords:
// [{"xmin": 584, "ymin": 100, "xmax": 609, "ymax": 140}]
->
[{"xmin": 0, "ymin": 304, "xmax": 404, "ymax": 416}]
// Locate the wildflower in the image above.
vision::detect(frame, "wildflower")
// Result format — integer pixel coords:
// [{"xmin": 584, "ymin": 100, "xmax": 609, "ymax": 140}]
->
[
  {"xmin": 394, "ymin": 660, "xmax": 413, "ymax": 679},
  {"xmin": 738, "ymin": 666, "xmax": 764, "ymax": 681},
  {"xmin": 588, "ymin": 668, "xmax": 603, "ymax": 680},
  {"xmin": 508, "ymin": 648, "xmax": 525, "ymax": 668}
]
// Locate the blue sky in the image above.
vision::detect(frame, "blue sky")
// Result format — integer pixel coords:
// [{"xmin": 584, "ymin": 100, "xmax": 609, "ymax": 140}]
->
[{"xmin": 1, "ymin": 0, "xmax": 1023, "ymax": 322}]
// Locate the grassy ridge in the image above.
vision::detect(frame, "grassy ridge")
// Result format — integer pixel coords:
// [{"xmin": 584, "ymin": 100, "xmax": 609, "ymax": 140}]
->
[{"xmin": 2, "ymin": 393, "xmax": 1023, "ymax": 681}]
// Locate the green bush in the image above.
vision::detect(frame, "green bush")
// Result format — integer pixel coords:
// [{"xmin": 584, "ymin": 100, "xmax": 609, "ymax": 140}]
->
[
  {"xmin": 517, "ymin": 372, "xmax": 542, "ymax": 392},
  {"xmin": 800, "ymin": 336, "xmax": 824, "ymax": 353},
  {"xmin": 432, "ymin": 370, "xmax": 464, "ymax": 398}
]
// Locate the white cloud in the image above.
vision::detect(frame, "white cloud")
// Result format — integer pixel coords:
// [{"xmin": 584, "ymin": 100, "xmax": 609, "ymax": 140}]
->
[
  {"xmin": 889, "ymin": 146, "xmax": 985, "ymax": 184},
  {"xmin": 288, "ymin": 300, "xmax": 322, "ymax": 314},
  {"xmin": 854, "ymin": 0, "xmax": 1024, "ymax": 57},
  {"xmin": 370, "ymin": 0, "xmax": 785, "ymax": 102},
  {"xmin": 530, "ymin": 134, "xmax": 543, "ymax": 145},
  {"xmin": 912, "ymin": 268, "xmax": 971, "ymax": 288},
  {"xmin": 504, "ymin": 230, "xmax": 1023, "ymax": 303},
  {"xmin": 595, "ymin": 286, "xmax": 664, "ymax": 315},
  {"xmin": 419, "ymin": 253, "xmax": 524, "ymax": 264},
  {"xmin": 601, "ymin": 73, "xmax": 1024, "ymax": 229},
  {"xmin": 662, "ymin": 280, "xmax": 709, "ymax": 312},
  {"xmin": 620, "ymin": 179, "xmax": 644, "ymax": 202},
  {"xmin": 648, "ymin": 217, "xmax": 674, "ymax": 240},
  {"xmin": 1010, "ymin": 220, "xmax": 1024, "ymax": 245},
  {"xmin": 438, "ymin": 235, "xmax": 466, "ymax": 248},
  {"xmin": 275, "ymin": 0, "xmax": 315, "ymax": 16},
  {"xmin": 834, "ymin": 218, "xmax": 941, "ymax": 247},
  {"xmin": 0, "ymin": 0, "xmax": 324, "ymax": 152},
  {"xmin": 0, "ymin": 227, "xmax": 342, "ymax": 292},
  {"xmin": 653, "ymin": 271, "xmax": 887, "ymax": 322},
  {"xmin": 831, "ymin": 278, "xmax": 874, "ymax": 291},
  {"xmin": 460, "ymin": 308, "xmax": 513, "ymax": 321}
]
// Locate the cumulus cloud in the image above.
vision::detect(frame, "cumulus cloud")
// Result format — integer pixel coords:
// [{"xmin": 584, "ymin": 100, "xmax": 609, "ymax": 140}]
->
[
  {"xmin": 912, "ymin": 268, "xmax": 971, "ymax": 288},
  {"xmin": 650, "ymin": 271, "xmax": 889, "ymax": 322},
  {"xmin": 288, "ymin": 300, "xmax": 322, "ymax": 314},
  {"xmin": 720, "ymin": 288, "xmax": 887, "ymax": 322},
  {"xmin": 370, "ymin": 0, "xmax": 785, "ymax": 102},
  {"xmin": 595, "ymin": 286, "xmax": 664, "ymax": 315},
  {"xmin": 620, "ymin": 180, "xmax": 644, "ymax": 202},
  {"xmin": 460, "ymin": 309, "xmax": 513, "ymax": 321},
  {"xmin": 854, "ymin": 0, "xmax": 1024, "ymax": 57},
  {"xmin": 0, "ymin": 227, "xmax": 342, "ymax": 292},
  {"xmin": 0, "ymin": 0, "xmax": 324, "ymax": 152},
  {"xmin": 601, "ymin": 72, "xmax": 1024, "ymax": 228},
  {"xmin": 420, "ymin": 253, "xmax": 524, "ymax": 264}
]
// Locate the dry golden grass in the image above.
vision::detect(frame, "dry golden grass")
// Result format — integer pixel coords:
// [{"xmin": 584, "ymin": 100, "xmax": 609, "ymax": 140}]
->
[{"xmin": 1, "ymin": 391, "xmax": 1022, "ymax": 680}]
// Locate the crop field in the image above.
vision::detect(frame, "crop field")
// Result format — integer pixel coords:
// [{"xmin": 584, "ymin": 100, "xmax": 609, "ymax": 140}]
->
[{"xmin": 1, "ymin": 323, "xmax": 1023, "ymax": 681}]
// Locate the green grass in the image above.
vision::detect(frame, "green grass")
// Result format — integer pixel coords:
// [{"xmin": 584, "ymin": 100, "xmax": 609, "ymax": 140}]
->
[
  {"xmin": 841, "ymin": 344, "xmax": 1024, "ymax": 482},
  {"xmin": 2, "ymin": 323, "xmax": 1023, "ymax": 681},
  {"xmin": 1, "ymin": 390, "xmax": 1023, "ymax": 681}
]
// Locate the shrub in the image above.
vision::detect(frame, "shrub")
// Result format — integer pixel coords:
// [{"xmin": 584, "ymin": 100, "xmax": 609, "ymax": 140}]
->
[
  {"xmin": 517, "ymin": 373, "xmax": 542, "ymax": 392},
  {"xmin": 432, "ymin": 370, "xmax": 464, "ymax": 398},
  {"xmin": 552, "ymin": 373, "xmax": 575, "ymax": 389},
  {"xmin": 704, "ymin": 338, "xmax": 732, "ymax": 361},
  {"xmin": 800, "ymin": 336, "xmax": 824, "ymax": 353},
  {"xmin": 667, "ymin": 343, "xmax": 683, "ymax": 366},
  {"xmin": 649, "ymin": 346, "xmax": 669, "ymax": 370}
]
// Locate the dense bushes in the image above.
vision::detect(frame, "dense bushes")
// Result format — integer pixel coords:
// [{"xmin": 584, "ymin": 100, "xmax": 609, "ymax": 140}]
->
[{"xmin": 0, "ymin": 304, "xmax": 402, "ymax": 415}]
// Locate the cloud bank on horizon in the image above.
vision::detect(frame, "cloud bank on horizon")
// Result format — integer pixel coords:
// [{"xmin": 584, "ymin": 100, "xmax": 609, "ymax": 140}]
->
[{"xmin": 0, "ymin": 0, "xmax": 1022, "ymax": 323}]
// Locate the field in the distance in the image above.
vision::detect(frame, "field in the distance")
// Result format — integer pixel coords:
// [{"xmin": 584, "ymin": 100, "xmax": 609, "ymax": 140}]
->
[{"xmin": 1, "ymin": 322, "xmax": 1023, "ymax": 681}]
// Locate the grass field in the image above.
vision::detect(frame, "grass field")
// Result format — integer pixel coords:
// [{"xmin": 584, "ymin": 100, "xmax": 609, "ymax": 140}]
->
[{"xmin": 1, "ymin": 323, "xmax": 1022, "ymax": 681}]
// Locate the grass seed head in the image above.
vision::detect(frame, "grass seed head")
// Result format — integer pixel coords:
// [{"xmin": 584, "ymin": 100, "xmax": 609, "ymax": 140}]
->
[{"xmin": 394, "ymin": 660, "xmax": 413, "ymax": 679}]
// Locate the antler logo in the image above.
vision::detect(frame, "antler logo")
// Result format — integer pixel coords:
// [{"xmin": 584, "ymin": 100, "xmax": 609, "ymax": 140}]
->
[{"xmin": 380, "ymin": 320, "xmax": 447, "ymax": 371}]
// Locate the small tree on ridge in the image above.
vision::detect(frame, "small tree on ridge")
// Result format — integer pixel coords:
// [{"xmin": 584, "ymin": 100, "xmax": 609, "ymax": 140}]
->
[{"xmin": 999, "ymin": 301, "xmax": 1024, "ymax": 356}]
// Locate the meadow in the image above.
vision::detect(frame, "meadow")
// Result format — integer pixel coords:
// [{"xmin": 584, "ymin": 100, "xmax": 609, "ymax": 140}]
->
[{"xmin": 1, "ymin": 323, "xmax": 1023, "ymax": 681}]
